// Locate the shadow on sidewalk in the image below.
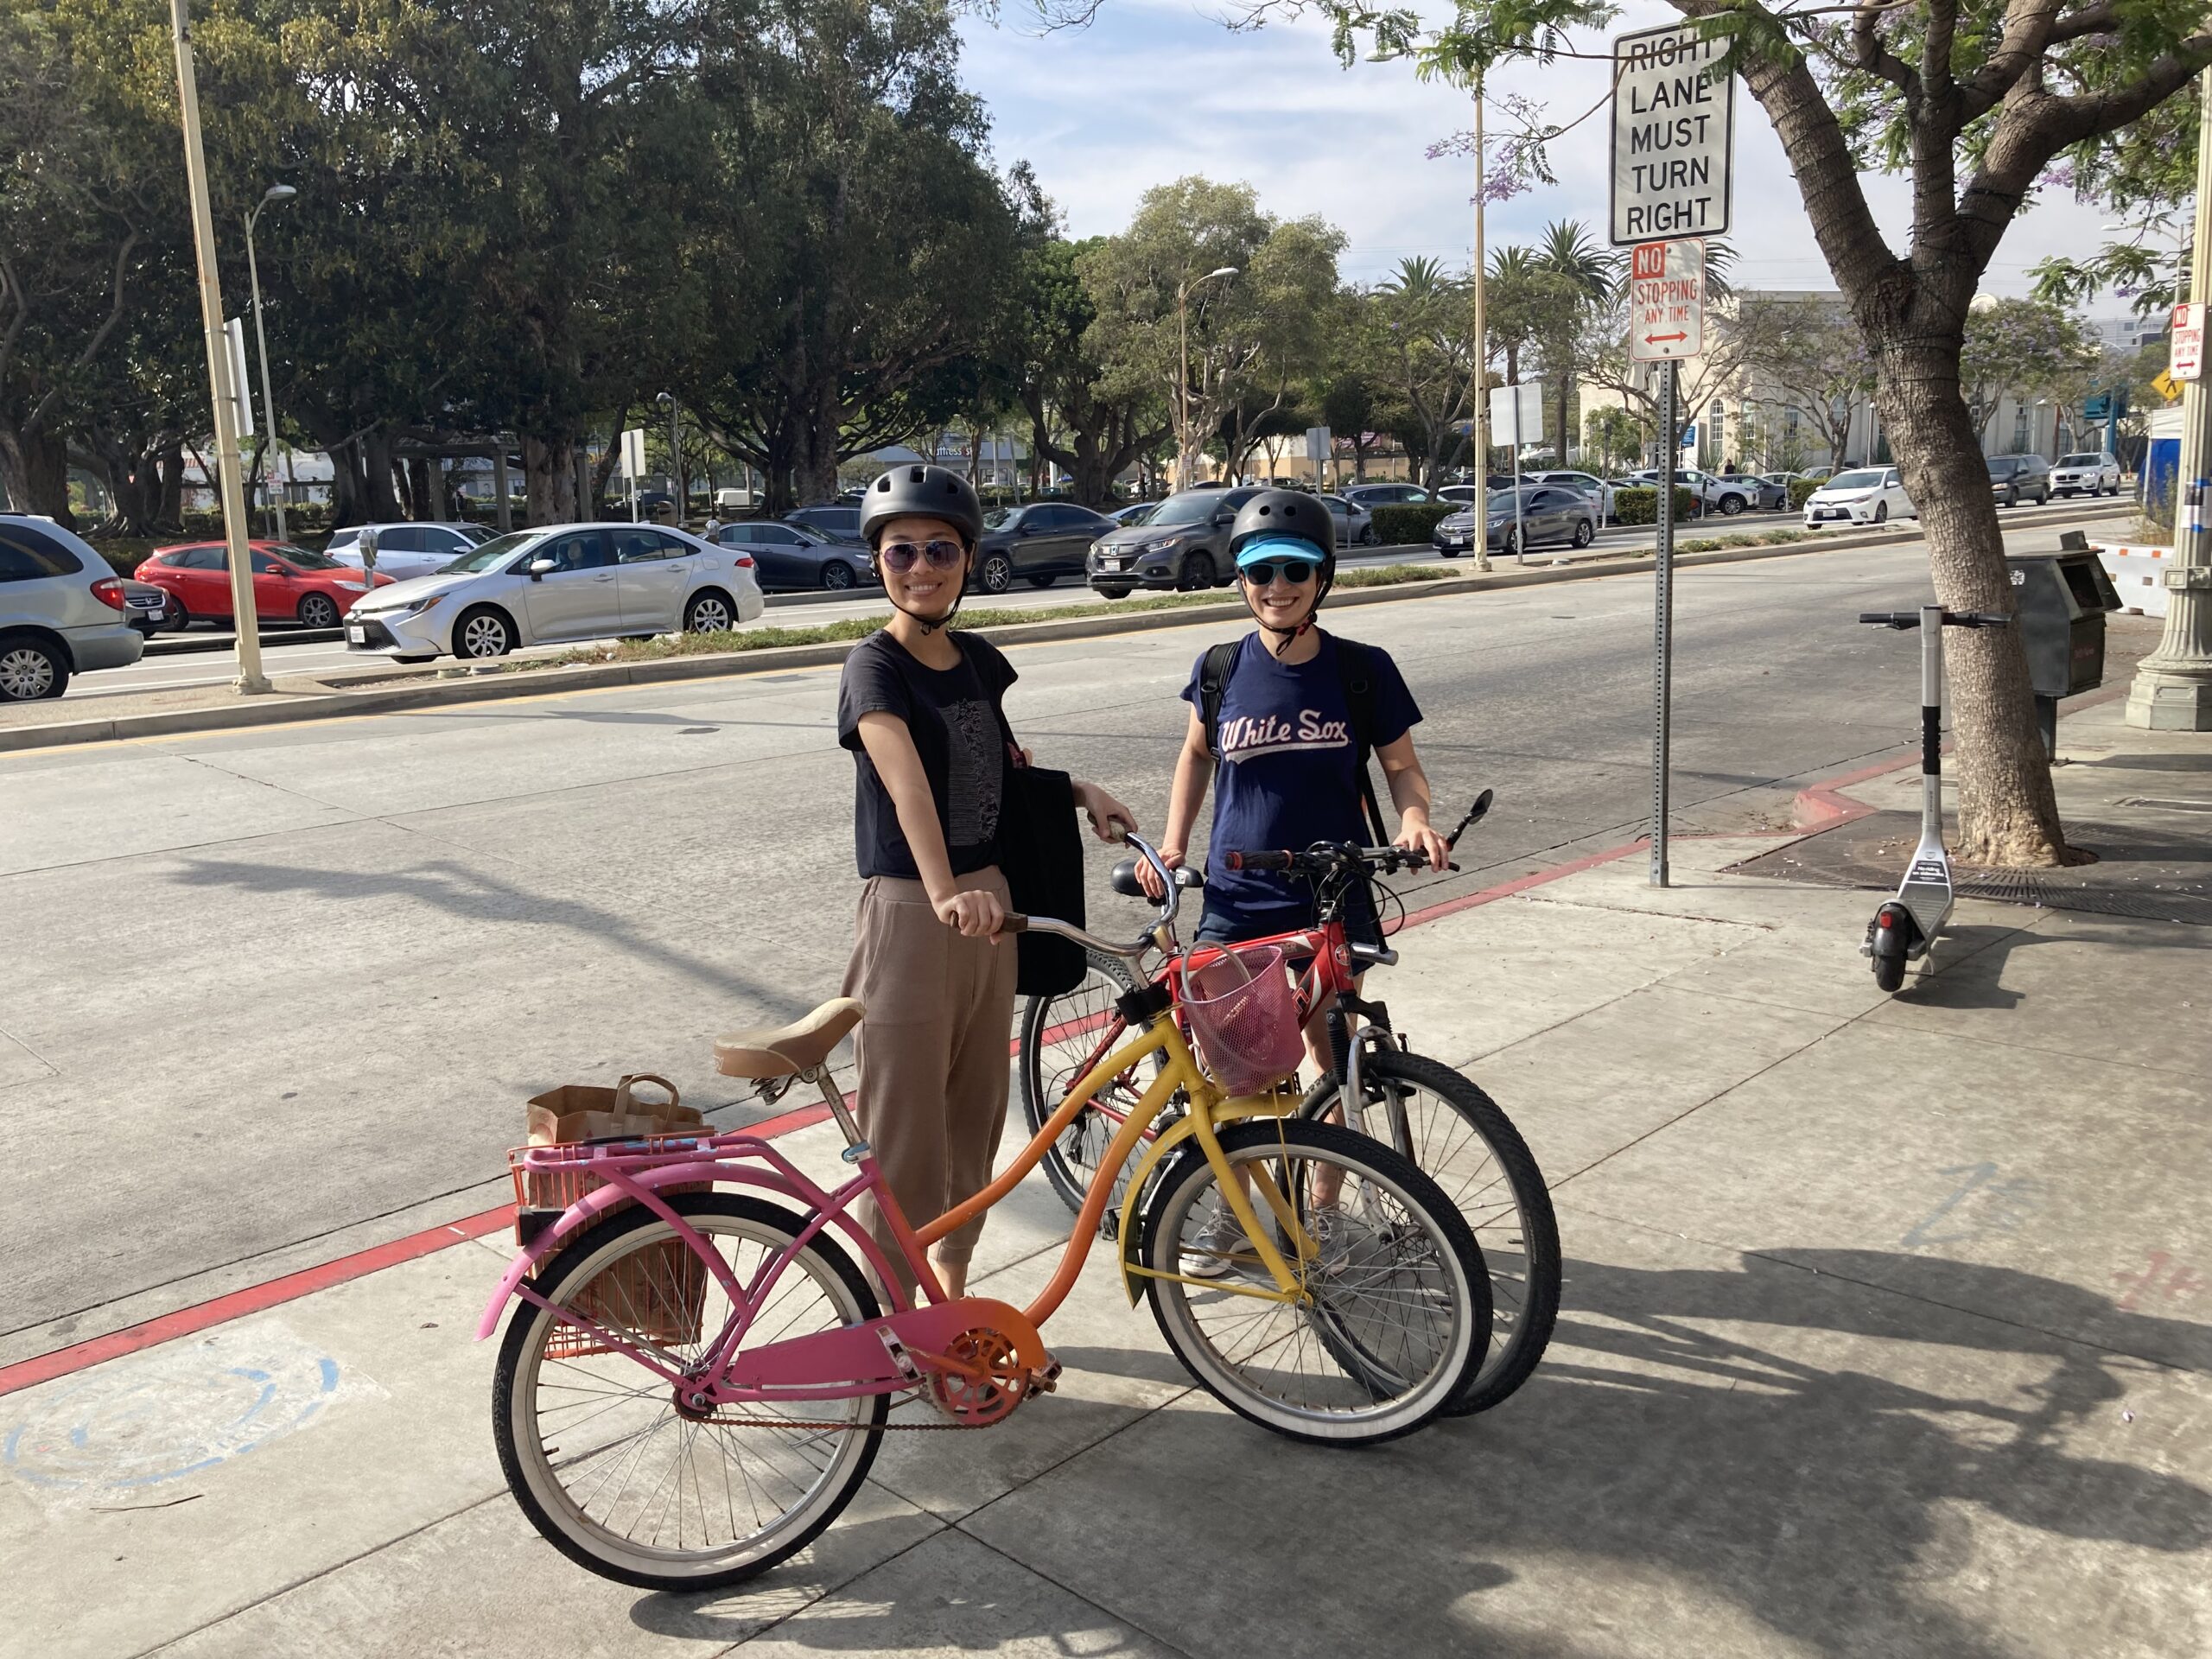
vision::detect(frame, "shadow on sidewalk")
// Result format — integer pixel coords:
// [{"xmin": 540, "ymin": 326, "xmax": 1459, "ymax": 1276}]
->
[{"xmin": 616, "ymin": 1248, "xmax": 2212, "ymax": 1657}]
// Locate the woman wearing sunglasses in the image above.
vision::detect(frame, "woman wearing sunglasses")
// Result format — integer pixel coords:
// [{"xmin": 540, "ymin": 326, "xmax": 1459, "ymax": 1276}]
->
[
  {"xmin": 836, "ymin": 464, "xmax": 1136, "ymax": 1296},
  {"xmin": 1141, "ymin": 488, "xmax": 1449, "ymax": 1020}
]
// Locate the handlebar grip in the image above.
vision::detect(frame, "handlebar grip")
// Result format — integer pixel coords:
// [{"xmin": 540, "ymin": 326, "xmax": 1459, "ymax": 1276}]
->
[
  {"xmin": 1952, "ymin": 611, "xmax": 2010, "ymax": 628},
  {"xmin": 1858, "ymin": 612, "xmax": 1922, "ymax": 628},
  {"xmin": 1000, "ymin": 913, "xmax": 1028, "ymax": 934},
  {"xmin": 1224, "ymin": 850, "xmax": 1294, "ymax": 872}
]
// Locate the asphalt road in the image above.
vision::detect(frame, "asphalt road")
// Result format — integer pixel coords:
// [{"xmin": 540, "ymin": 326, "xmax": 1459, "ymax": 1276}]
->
[
  {"xmin": 0, "ymin": 514, "xmax": 2133, "ymax": 1356},
  {"xmin": 70, "ymin": 511, "xmax": 1800, "ymax": 702}
]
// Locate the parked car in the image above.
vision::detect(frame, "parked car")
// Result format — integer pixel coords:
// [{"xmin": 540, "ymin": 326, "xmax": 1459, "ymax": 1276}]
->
[
  {"xmin": 1108, "ymin": 501, "xmax": 1159, "ymax": 530},
  {"xmin": 1802, "ymin": 467, "xmax": 1916, "ymax": 527},
  {"xmin": 327, "ymin": 522, "xmax": 494, "ymax": 582},
  {"xmin": 1341, "ymin": 482, "xmax": 1438, "ymax": 510},
  {"xmin": 1529, "ymin": 470, "xmax": 1620, "ymax": 521},
  {"xmin": 342, "ymin": 524, "xmax": 765, "ymax": 663},
  {"xmin": 1707, "ymin": 470, "xmax": 1788, "ymax": 512},
  {"xmin": 1796, "ymin": 466, "xmax": 1834, "ymax": 484},
  {"xmin": 2050, "ymin": 451, "xmax": 2121, "ymax": 498},
  {"xmin": 0, "ymin": 513, "xmax": 144, "ymax": 700},
  {"xmin": 1086, "ymin": 486, "xmax": 1259, "ymax": 596},
  {"xmin": 711, "ymin": 521, "xmax": 874, "ymax": 592},
  {"xmin": 784, "ymin": 505, "xmax": 865, "ymax": 543},
  {"xmin": 1987, "ymin": 454, "xmax": 2052, "ymax": 507},
  {"xmin": 1433, "ymin": 486, "xmax": 1598, "ymax": 557},
  {"xmin": 1434, "ymin": 478, "xmax": 1516, "ymax": 505},
  {"xmin": 1319, "ymin": 493, "xmax": 1377, "ymax": 548},
  {"xmin": 118, "ymin": 577, "xmax": 181, "ymax": 636},
  {"xmin": 973, "ymin": 501, "xmax": 1117, "ymax": 592},
  {"xmin": 135, "ymin": 540, "xmax": 396, "ymax": 629}
]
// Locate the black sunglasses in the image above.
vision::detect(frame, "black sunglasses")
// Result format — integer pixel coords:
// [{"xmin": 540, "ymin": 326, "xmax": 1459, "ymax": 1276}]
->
[
  {"xmin": 878, "ymin": 539, "xmax": 965, "ymax": 572},
  {"xmin": 1239, "ymin": 559, "xmax": 1319, "ymax": 587}
]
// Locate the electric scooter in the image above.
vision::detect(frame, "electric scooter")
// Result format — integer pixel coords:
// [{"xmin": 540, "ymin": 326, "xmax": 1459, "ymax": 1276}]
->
[{"xmin": 1855, "ymin": 606, "xmax": 2011, "ymax": 993}]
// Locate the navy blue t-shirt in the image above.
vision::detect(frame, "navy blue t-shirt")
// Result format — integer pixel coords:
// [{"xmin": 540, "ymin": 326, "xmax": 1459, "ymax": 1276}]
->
[{"xmin": 1180, "ymin": 632, "xmax": 1420, "ymax": 932}]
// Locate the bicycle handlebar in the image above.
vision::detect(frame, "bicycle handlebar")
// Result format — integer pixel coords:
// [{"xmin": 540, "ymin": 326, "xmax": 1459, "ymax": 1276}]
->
[
  {"xmin": 1224, "ymin": 842, "xmax": 1442, "ymax": 875},
  {"xmin": 1002, "ymin": 830, "xmax": 1176, "ymax": 959}
]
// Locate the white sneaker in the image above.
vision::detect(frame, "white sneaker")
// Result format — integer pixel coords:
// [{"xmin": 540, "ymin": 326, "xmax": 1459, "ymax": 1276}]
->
[{"xmin": 1180, "ymin": 1198, "xmax": 1246, "ymax": 1280}]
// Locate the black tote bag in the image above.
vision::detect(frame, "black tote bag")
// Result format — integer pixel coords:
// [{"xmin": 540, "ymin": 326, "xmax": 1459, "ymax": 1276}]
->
[{"xmin": 995, "ymin": 756, "xmax": 1088, "ymax": 996}]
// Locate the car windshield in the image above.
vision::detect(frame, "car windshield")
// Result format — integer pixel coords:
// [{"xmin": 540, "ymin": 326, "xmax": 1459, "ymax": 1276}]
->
[
  {"xmin": 1147, "ymin": 491, "xmax": 1229, "ymax": 527},
  {"xmin": 982, "ymin": 507, "xmax": 1019, "ymax": 530},
  {"xmin": 1986, "ymin": 459, "xmax": 2017, "ymax": 477},
  {"xmin": 2058, "ymin": 453, "xmax": 2103, "ymax": 467},
  {"xmin": 1827, "ymin": 470, "xmax": 1884, "ymax": 490},
  {"xmin": 442, "ymin": 531, "xmax": 540, "ymax": 573},
  {"xmin": 270, "ymin": 543, "xmax": 341, "ymax": 569}
]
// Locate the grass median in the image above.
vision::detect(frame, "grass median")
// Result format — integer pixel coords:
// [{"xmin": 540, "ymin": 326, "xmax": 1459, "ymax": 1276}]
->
[{"xmin": 512, "ymin": 563, "xmax": 1450, "ymax": 672}]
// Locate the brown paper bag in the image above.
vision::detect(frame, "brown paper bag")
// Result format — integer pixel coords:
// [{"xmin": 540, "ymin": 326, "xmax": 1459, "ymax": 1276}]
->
[{"xmin": 521, "ymin": 1072, "xmax": 708, "ymax": 1353}]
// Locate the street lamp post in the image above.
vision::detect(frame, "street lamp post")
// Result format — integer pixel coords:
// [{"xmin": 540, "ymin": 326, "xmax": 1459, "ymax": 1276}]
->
[
  {"xmin": 1176, "ymin": 267, "xmax": 1238, "ymax": 488},
  {"xmin": 1470, "ymin": 75, "xmax": 1492, "ymax": 574},
  {"xmin": 2126, "ymin": 64, "xmax": 2212, "ymax": 731},
  {"xmin": 167, "ymin": 0, "xmax": 268, "ymax": 694},
  {"xmin": 245, "ymin": 183, "xmax": 295, "ymax": 543}
]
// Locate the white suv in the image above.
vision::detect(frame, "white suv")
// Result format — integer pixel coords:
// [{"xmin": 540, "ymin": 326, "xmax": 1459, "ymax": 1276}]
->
[
  {"xmin": 2050, "ymin": 452, "xmax": 2121, "ymax": 498},
  {"xmin": 326, "ymin": 521, "xmax": 493, "ymax": 582},
  {"xmin": 0, "ymin": 515, "xmax": 145, "ymax": 700}
]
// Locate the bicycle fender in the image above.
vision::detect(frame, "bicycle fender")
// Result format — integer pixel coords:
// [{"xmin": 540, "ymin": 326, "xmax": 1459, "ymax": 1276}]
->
[{"xmin": 1115, "ymin": 1116, "xmax": 1199, "ymax": 1303}]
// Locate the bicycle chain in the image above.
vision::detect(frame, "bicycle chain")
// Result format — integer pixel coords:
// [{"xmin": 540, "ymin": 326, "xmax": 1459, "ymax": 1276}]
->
[{"xmin": 696, "ymin": 1389, "xmax": 1007, "ymax": 1433}]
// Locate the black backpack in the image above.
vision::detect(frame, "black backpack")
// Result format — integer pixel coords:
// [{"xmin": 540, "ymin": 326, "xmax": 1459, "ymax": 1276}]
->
[{"xmin": 1198, "ymin": 634, "xmax": 1389, "ymax": 845}]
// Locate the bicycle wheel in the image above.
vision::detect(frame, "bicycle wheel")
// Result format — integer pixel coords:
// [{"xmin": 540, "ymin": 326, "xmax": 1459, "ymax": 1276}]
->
[
  {"xmin": 1018, "ymin": 949, "xmax": 1150, "ymax": 1214},
  {"xmin": 1301, "ymin": 1049, "xmax": 1560, "ymax": 1415},
  {"xmin": 1140, "ymin": 1121, "xmax": 1487, "ymax": 1446},
  {"xmin": 493, "ymin": 1192, "xmax": 887, "ymax": 1591}
]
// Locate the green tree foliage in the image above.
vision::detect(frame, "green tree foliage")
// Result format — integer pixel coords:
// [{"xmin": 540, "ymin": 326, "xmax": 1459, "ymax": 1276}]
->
[
  {"xmin": 1017, "ymin": 237, "xmax": 1169, "ymax": 506},
  {"xmin": 1958, "ymin": 297, "xmax": 2098, "ymax": 444},
  {"xmin": 1732, "ymin": 293, "xmax": 1874, "ymax": 471},
  {"xmin": 1363, "ymin": 256, "xmax": 1479, "ymax": 487}
]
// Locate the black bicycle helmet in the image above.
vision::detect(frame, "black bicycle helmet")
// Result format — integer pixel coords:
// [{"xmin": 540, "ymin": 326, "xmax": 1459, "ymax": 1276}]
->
[
  {"xmin": 859, "ymin": 464, "xmax": 984, "ymax": 550},
  {"xmin": 1228, "ymin": 489, "xmax": 1338, "ymax": 654},
  {"xmin": 1227, "ymin": 488, "xmax": 1336, "ymax": 563}
]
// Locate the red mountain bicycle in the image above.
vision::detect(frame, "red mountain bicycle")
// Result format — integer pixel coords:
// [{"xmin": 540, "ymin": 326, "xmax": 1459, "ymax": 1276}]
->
[{"xmin": 1019, "ymin": 791, "xmax": 1560, "ymax": 1414}]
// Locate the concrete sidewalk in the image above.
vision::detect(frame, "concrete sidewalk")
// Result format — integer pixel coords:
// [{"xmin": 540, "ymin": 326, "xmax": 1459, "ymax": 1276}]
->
[{"xmin": 6, "ymin": 702, "xmax": 2208, "ymax": 1658}]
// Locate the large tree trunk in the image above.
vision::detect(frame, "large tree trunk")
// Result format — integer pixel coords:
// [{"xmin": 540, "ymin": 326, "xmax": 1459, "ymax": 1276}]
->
[
  {"xmin": 1873, "ymin": 334, "xmax": 2073, "ymax": 867},
  {"xmin": 522, "ymin": 434, "xmax": 580, "ymax": 525},
  {"xmin": 0, "ymin": 426, "xmax": 77, "ymax": 527}
]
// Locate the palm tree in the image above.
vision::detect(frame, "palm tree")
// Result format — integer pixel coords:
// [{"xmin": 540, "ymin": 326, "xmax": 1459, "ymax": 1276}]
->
[
  {"xmin": 1383, "ymin": 254, "xmax": 1451, "ymax": 298},
  {"xmin": 1533, "ymin": 219, "xmax": 1621, "ymax": 463}
]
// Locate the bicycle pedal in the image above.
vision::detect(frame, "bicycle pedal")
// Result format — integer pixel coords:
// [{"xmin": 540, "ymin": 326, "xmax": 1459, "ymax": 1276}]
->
[{"xmin": 1028, "ymin": 1361, "xmax": 1063, "ymax": 1395}]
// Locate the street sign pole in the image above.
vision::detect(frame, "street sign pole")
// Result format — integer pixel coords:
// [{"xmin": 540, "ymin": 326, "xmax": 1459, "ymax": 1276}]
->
[{"xmin": 1652, "ymin": 358, "xmax": 1678, "ymax": 887}]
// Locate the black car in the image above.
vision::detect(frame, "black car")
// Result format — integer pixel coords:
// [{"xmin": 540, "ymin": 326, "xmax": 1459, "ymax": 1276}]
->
[
  {"xmin": 1987, "ymin": 454, "xmax": 2051, "ymax": 507},
  {"xmin": 783, "ymin": 505, "xmax": 865, "ymax": 543},
  {"xmin": 1086, "ymin": 486, "xmax": 1261, "ymax": 596},
  {"xmin": 1341, "ymin": 482, "xmax": 1438, "ymax": 511},
  {"xmin": 972, "ymin": 502, "xmax": 1117, "ymax": 593},
  {"xmin": 712, "ymin": 521, "xmax": 876, "ymax": 592}
]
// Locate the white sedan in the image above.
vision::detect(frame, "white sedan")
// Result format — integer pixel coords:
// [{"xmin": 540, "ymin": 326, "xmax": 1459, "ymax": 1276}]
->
[
  {"xmin": 342, "ymin": 523, "xmax": 764, "ymax": 662},
  {"xmin": 1802, "ymin": 467, "xmax": 1916, "ymax": 528}
]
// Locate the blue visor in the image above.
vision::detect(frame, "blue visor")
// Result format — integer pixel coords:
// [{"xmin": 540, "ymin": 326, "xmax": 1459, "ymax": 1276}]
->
[{"xmin": 1234, "ymin": 536, "xmax": 1325, "ymax": 571}]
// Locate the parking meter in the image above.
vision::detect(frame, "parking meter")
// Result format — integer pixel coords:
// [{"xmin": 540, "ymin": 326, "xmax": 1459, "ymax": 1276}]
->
[{"xmin": 359, "ymin": 525, "xmax": 378, "ymax": 581}]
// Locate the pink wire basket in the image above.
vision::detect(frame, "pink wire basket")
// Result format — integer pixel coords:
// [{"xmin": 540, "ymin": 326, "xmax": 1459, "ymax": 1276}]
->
[{"xmin": 1180, "ymin": 944, "xmax": 1305, "ymax": 1096}]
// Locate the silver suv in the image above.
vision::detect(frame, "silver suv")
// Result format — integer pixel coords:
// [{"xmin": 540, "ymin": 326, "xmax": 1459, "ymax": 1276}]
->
[{"xmin": 0, "ymin": 515, "xmax": 145, "ymax": 700}]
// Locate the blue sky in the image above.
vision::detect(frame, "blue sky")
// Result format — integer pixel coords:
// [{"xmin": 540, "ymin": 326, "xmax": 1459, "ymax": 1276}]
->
[{"xmin": 956, "ymin": 0, "xmax": 2120, "ymax": 304}]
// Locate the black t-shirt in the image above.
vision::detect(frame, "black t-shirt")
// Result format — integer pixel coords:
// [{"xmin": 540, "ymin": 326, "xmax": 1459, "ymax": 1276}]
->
[{"xmin": 836, "ymin": 631, "xmax": 1016, "ymax": 880}]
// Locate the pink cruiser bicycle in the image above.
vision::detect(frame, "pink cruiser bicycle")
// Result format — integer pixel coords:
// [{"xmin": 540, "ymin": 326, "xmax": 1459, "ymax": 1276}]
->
[{"xmin": 480, "ymin": 837, "xmax": 1490, "ymax": 1591}]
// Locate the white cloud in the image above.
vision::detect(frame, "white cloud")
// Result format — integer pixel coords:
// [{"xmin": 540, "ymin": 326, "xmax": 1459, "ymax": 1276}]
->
[{"xmin": 957, "ymin": 0, "xmax": 2126, "ymax": 305}]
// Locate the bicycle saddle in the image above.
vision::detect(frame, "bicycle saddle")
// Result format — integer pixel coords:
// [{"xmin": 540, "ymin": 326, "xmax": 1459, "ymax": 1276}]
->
[
  {"xmin": 1109, "ymin": 858, "xmax": 1205, "ymax": 899},
  {"xmin": 715, "ymin": 997, "xmax": 864, "ymax": 1078}
]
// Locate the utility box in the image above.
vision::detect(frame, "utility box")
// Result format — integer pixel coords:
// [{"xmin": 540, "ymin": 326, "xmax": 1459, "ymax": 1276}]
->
[{"xmin": 2005, "ymin": 547, "xmax": 2122, "ymax": 699}]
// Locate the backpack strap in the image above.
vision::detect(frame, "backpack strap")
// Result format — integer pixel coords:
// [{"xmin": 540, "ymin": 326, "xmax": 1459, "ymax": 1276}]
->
[
  {"xmin": 1332, "ymin": 638, "xmax": 1390, "ymax": 845},
  {"xmin": 1198, "ymin": 639, "xmax": 1240, "ymax": 760}
]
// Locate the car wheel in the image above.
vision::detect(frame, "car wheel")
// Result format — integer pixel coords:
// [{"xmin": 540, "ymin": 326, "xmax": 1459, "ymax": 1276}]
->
[
  {"xmin": 2107, "ymin": 480, "xmax": 2120, "ymax": 497},
  {"xmin": 454, "ymin": 605, "xmax": 516, "ymax": 659},
  {"xmin": 296, "ymin": 592, "xmax": 342, "ymax": 629},
  {"xmin": 2004, "ymin": 486, "xmax": 2018, "ymax": 507},
  {"xmin": 1177, "ymin": 552, "xmax": 1214, "ymax": 590},
  {"xmin": 1498, "ymin": 525, "xmax": 1518, "ymax": 558},
  {"xmin": 1719, "ymin": 494, "xmax": 1745, "ymax": 516},
  {"xmin": 1571, "ymin": 518, "xmax": 1594, "ymax": 548},
  {"xmin": 977, "ymin": 552, "xmax": 1014, "ymax": 594},
  {"xmin": 1093, "ymin": 586, "xmax": 1132, "ymax": 601},
  {"xmin": 167, "ymin": 599, "xmax": 192, "ymax": 632},
  {"xmin": 821, "ymin": 562, "xmax": 855, "ymax": 591},
  {"xmin": 1873, "ymin": 501, "xmax": 1888, "ymax": 524},
  {"xmin": 683, "ymin": 589, "xmax": 736, "ymax": 632},
  {"xmin": 1025, "ymin": 574, "xmax": 1055, "ymax": 588},
  {"xmin": 0, "ymin": 633, "xmax": 68, "ymax": 701},
  {"xmin": 1359, "ymin": 524, "xmax": 1378, "ymax": 546}
]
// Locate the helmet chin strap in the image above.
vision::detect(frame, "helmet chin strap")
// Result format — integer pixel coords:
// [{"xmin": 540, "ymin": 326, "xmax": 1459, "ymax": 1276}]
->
[{"xmin": 1243, "ymin": 575, "xmax": 1331, "ymax": 657}]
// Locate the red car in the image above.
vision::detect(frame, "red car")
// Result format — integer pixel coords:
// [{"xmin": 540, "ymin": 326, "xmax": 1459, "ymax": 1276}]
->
[{"xmin": 134, "ymin": 540, "xmax": 396, "ymax": 630}]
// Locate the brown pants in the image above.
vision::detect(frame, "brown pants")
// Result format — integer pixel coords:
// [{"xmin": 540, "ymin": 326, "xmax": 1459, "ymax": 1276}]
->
[{"xmin": 841, "ymin": 868, "xmax": 1018, "ymax": 1290}]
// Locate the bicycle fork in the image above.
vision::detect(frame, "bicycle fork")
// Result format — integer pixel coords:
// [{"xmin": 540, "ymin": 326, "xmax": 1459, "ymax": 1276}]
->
[{"xmin": 1326, "ymin": 995, "xmax": 1412, "ymax": 1156}]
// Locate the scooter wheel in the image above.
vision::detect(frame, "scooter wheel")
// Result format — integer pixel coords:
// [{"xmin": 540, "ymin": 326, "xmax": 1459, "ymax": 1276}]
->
[{"xmin": 1870, "ymin": 928, "xmax": 1907, "ymax": 993}]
